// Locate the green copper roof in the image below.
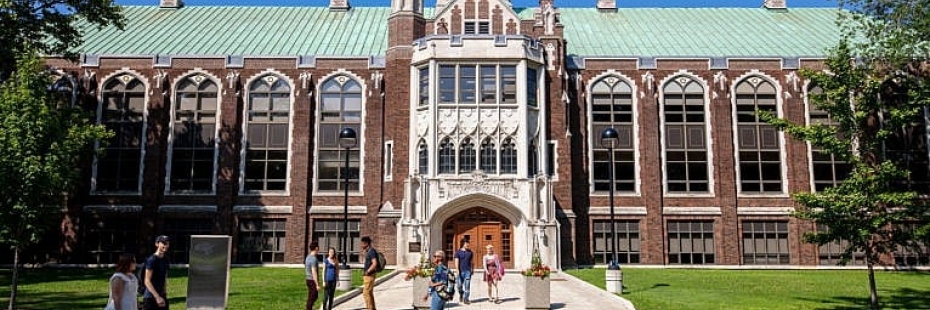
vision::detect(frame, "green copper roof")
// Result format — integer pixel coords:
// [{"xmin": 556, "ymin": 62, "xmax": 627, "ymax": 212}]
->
[
  {"xmin": 76, "ymin": 6, "xmax": 391, "ymax": 56},
  {"xmin": 74, "ymin": 6, "xmax": 841, "ymax": 58},
  {"xmin": 556, "ymin": 8, "xmax": 842, "ymax": 57}
]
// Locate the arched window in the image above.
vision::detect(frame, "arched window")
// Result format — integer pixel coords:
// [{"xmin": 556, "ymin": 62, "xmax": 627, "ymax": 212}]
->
[
  {"xmin": 480, "ymin": 138, "xmax": 497, "ymax": 173},
  {"xmin": 500, "ymin": 138, "xmax": 517, "ymax": 174},
  {"xmin": 459, "ymin": 138, "xmax": 476, "ymax": 173},
  {"xmin": 169, "ymin": 74, "xmax": 218, "ymax": 192},
  {"xmin": 807, "ymin": 85, "xmax": 850, "ymax": 191},
  {"xmin": 591, "ymin": 76, "xmax": 635, "ymax": 192},
  {"xmin": 663, "ymin": 76, "xmax": 709, "ymax": 193},
  {"xmin": 418, "ymin": 140, "xmax": 429, "ymax": 175},
  {"xmin": 95, "ymin": 74, "xmax": 145, "ymax": 192},
  {"xmin": 734, "ymin": 76, "xmax": 782, "ymax": 193},
  {"xmin": 317, "ymin": 75, "xmax": 362, "ymax": 191},
  {"xmin": 439, "ymin": 138, "xmax": 455, "ymax": 174},
  {"xmin": 243, "ymin": 75, "xmax": 291, "ymax": 192}
]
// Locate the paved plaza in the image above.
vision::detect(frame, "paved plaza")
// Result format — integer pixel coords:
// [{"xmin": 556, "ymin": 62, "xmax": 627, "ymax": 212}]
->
[{"xmin": 333, "ymin": 271, "xmax": 635, "ymax": 310}]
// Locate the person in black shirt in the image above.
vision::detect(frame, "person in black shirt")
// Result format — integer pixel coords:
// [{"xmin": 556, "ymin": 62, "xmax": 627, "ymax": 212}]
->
[{"xmin": 143, "ymin": 235, "xmax": 170, "ymax": 310}]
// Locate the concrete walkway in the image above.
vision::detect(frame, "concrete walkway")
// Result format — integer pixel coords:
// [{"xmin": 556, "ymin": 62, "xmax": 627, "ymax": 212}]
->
[{"xmin": 333, "ymin": 271, "xmax": 635, "ymax": 310}]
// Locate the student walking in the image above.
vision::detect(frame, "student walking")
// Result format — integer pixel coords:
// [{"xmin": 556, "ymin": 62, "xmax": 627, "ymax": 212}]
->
[
  {"xmin": 143, "ymin": 235, "xmax": 170, "ymax": 310},
  {"xmin": 453, "ymin": 239, "xmax": 473, "ymax": 304},
  {"xmin": 360, "ymin": 236, "xmax": 378, "ymax": 310},
  {"xmin": 105, "ymin": 253, "xmax": 139, "ymax": 310},
  {"xmin": 305, "ymin": 242, "xmax": 321, "ymax": 310},
  {"xmin": 321, "ymin": 247, "xmax": 339, "ymax": 310},
  {"xmin": 483, "ymin": 244, "xmax": 504, "ymax": 304}
]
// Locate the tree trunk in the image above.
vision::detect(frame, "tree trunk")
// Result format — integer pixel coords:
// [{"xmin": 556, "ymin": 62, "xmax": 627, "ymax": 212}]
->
[
  {"xmin": 866, "ymin": 246, "xmax": 880, "ymax": 310},
  {"xmin": 8, "ymin": 245, "xmax": 19, "ymax": 310}
]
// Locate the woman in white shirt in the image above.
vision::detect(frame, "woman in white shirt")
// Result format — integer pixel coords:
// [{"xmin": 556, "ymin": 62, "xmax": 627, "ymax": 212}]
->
[{"xmin": 106, "ymin": 253, "xmax": 139, "ymax": 310}]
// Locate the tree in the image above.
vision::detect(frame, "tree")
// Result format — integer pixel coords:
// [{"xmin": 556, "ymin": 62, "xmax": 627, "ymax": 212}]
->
[
  {"xmin": 0, "ymin": 0, "xmax": 125, "ymax": 79},
  {"xmin": 761, "ymin": 1, "xmax": 930, "ymax": 308},
  {"xmin": 0, "ymin": 49, "xmax": 111, "ymax": 310}
]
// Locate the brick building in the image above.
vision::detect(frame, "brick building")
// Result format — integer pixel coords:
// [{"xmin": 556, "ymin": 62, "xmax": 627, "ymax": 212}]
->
[{"xmin": 42, "ymin": 0, "xmax": 929, "ymax": 268}]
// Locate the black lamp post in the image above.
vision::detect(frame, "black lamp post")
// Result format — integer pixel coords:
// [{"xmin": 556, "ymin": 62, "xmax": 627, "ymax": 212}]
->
[
  {"xmin": 601, "ymin": 127, "xmax": 620, "ymax": 270},
  {"xmin": 339, "ymin": 127, "xmax": 357, "ymax": 269}
]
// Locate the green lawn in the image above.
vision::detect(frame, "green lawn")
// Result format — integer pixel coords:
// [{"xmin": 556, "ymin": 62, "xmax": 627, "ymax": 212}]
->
[
  {"xmin": 0, "ymin": 267, "xmax": 392, "ymax": 310},
  {"xmin": 565, "ymin": 268, "xmax": 930, "ymax": 310}
]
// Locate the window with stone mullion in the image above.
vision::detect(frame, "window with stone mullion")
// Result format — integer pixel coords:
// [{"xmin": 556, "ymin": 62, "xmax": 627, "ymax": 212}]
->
[
  {"xmin": 480, "ymin": 138, "xmax": 497, "ymax": 174},
  {"xmin": 169, "ymin": 78, "xmax": 218, "ymax": 193},
  {"xmin": 439, "ymin": 138, "xmax": 455, "ymax": 174},
  {"xmin": 418, "ymin": 140, "xmax": 429, "ymax": 175},
  {"xmin": 244, "ymin": 77, "xmax": 290, "ymax": 192},
  {"xmin": 591, "ymin": 77, "xmax": 635, "ymax": 193},
  {"xmin": 501, "ymin": 138, "xmax": 517, "ymax": 174},
  {"xmin": 459, "ymin": 138, "xmax": 477, "ymax": 173},
  {"xmin": 807, "ymin": 85, "xmax": 851, "ymax": 192},
  {"xmin": 663, "ymin": 78, "xmax": 708, "ymax": 193},
  {"xmin": 735, "ymin": 78, "xmax": 783, "ymax": 194},
  {"xmin": 316, "ymin": 76, "xmax": 362, "ymax": 192},
  {"xmin": 741, "ymin": 221, "xmax": 790, "ymax": 265},
  {"xmin": 96, "ymin": 77, "xmax": 145, "ymax": 192}
]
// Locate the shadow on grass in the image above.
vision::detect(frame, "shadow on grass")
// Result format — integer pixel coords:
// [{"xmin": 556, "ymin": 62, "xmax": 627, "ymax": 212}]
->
[
  {"xmin": 1, "ymin": 289, "xmax": 106, "ymax": 310},
  {"xmin": 809, "ymin": 287, "xmax": 930, "ymax": 310},
  {"xmin": 622, "ymin": 283, "xmax": 670, "ymax": 294},
  {"xmin": 0, "ymin": 268, "xmax": 110, "ymax": 286}
]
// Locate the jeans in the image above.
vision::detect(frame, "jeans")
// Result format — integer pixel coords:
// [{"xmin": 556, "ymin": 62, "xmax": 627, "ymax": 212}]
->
[
  {"xmin": 430, "ymin": 290, "xmax": 447, "ymax": 310},
  {"xmin": 456, "ymin": 270, "xmax": 471, "ymax": 302},
  {"xmin": 321, "ymin": 281, "xmax": 336, "ymax": 310}
]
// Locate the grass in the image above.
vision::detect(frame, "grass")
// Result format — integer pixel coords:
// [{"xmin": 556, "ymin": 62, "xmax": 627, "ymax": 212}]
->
[
  {"xmin": 565, "ymin": 268, "xmax": 930, "ymax": 310},
  {"xmin": 0, "ymin": 267, "xmax": 392, "ymax": 310}
]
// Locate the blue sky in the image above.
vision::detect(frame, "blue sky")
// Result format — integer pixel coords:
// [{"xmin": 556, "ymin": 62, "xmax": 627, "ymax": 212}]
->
[{"xmin": 115, "ymin": 0, "xmax": 839, "ymax": 8}]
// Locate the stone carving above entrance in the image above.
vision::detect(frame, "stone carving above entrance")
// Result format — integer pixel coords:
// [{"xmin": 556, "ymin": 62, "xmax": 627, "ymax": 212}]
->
[{"xmin": 439, "ymin": 170, "xmax": 519, "ymax": 200}]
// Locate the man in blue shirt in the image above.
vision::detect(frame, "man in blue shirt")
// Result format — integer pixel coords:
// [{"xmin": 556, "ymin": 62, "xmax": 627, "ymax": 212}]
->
[
  {"xmin": 360, "ymin": 236, "xmax": 378, "ymax": 310},
  {"xmin": 143, "ymin": 235, "xmax": 170, "ymax": 310},
  {"xmin": 453, "ymin": 239, "xmax": 473, "ymax": 304}
]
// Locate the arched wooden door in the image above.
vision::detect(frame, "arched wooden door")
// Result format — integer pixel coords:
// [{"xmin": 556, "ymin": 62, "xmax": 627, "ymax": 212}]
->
[{"xmin": 443, "ymin": 207, "xmax": 512, "ymax": 270}]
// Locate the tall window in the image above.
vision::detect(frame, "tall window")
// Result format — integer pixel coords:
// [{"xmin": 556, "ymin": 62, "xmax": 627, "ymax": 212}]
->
[
  {"xmin": 418, "ymin": 140, "xmax": 429, "ymax": 175},
  {"xmin": 527, "ymin": 68, "xmax": 538, "ymax": 107},
  {"xmin": 317, "ymin": 75, "xmax": 362, "ymax": 191},
  {"xmin": 663, "ymin": 77, "xmax": 709, "ymax": 193},
  {"xmin": 419, "ymin": 68, "xmax": 429, "ymax": 106},
  {"xmin": 480, "ymin": 65, "xmax": 497, "ymax": 104},
  {"xmin": 95, "ymin": 75, "xmax": 145, "ymax": 192},
  {"xmin": 501, "ymin": 138, "xmax": 517, "ymax": 174},
  {"xmin": 501, "ymin": 66, "xmax": 517, "ymax": 104},
  {"xmin": 735, "ymin": 77, "xmax": 783, "ymax": 194},
  {"xmin": 237, "ymin": 219, "xmax": 287, "ymax": 264},
  {"xmin": 243, "ymin": 75, "xmax": 290, "ymax": 192},
  {"xmin": 459, "ymin": 138, "xmax": 476, "ymax": 173},
  {"xmin": 169, "ymin": 75, "xmax": 218, "ymax": 193},
  {"xmin": 439, "ymin": 138, "xmax": 455, "ymax": 174},
  {"xmin": 742, "ymin": 221, "xmax": 789, "ymax": 264},
  {"xmin": 459, "ymin": 66, "xmax": 476, "ymax": 103},
  {"xmin": 384, "ymin": 141, "xmax": 393, "ymax": 180},
  {"xmin": 439, "ymin": 65, "xmax": 455, "ymax": 103},
  {"xmin": 313, "ymin": 220, "xmax": 361, "ymax": 263},
  {"xmin": 480, "ymin": 138, "xmax": 496, "ymax": 173},
  {"xmin": 591, "ymin": 76, "xmax": 636, "ymax": 192},
  {"xmin": 807, "ymin": 85, "xmax": 851, "ymax": 191},
  {"xmin": 529, "ymin": 139, "xmax": 538, "ymax": 177},
  {"xmin": 668, "ymin": 221, "xmax": 715, "ymax": 264},
  {"xmin": 882, "ymin": 81, "xmax": 930, "ymax": 192},
  {"xmin": 593, "ymin": 220, "xmax": 640, "ymax": 264}
]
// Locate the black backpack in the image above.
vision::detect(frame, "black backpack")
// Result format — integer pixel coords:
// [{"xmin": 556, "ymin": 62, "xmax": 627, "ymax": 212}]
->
[{"xmin": 436, "ymin": 266, "xmax": 456, "ymax": 301}]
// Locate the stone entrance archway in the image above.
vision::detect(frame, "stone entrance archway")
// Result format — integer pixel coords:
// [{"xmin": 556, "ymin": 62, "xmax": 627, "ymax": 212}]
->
[{"xmin": 442, "ymin": 207, "xmax": 513, "ymax": 269}]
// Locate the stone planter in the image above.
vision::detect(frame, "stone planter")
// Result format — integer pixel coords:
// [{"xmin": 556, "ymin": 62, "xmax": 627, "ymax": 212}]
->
[
  {"xmin": 411, "ymin": 277, "xmax": 430, "ymax": 309},
  {"xmin": 523, "ymin": 276, "xmax": 550, "ymax": 309}
]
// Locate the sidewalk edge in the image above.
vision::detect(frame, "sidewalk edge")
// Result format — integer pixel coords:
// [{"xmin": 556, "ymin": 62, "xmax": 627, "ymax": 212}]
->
[{"xmin": 559, "ymin": 271, "xmax": 637, "ymax": 310}]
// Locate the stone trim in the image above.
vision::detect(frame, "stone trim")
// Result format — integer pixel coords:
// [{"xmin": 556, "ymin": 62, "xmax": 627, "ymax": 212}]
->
[
  {"xmin": 662, "ymin": 206, "xmax": 721, "ymax": 215},
  {"xmin": 82, "ymin": 205, "xmax": 143, "ymax": 213},
  {"xmin": 309, "ymin": 205, "xmax": 368, "ymax": 214},
  {"xmin": 736, "ymin": 206, "xmax": 794, "ymax": 215},
  {"xmin": 589, "ymin": 206, "xmax": 647, "ymax": 215},
  {"xmin": 232, "ymin": 205, "xmax": 293, "ymax": 214},
  {"xmin": 158, "ymin": 205, "xmax": 217, "ymax": 213}
]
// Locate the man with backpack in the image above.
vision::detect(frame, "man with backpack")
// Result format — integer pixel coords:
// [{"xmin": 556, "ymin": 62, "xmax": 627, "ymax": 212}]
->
[{"xmin": 360, "ymin": 236, "xmax": 379, "ymax": 310}]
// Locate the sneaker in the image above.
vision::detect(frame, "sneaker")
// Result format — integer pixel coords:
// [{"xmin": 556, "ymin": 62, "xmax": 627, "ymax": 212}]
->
[
  {"xmin": 459, "ymin": 296, "xmax": 463, "ymax": 303},
  {"xmin": 464, "ymin": 300, "xmax": 470, "ymax": 305}
]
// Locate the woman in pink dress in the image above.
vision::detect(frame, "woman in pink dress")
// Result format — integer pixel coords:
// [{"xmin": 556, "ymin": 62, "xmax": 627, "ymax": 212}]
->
[{"xmin": 482, "ymin": 244, "xmax": 504, "ymax": 303}]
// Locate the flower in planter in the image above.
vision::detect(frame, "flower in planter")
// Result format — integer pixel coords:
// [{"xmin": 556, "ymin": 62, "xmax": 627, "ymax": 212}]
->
[
  {"xmin": 404, "ymin": 252, "xmax": 435, "ymax": 281},
  {"xmin": 522, "ymin": 248, "xmax": 551, "ymax": 279}
]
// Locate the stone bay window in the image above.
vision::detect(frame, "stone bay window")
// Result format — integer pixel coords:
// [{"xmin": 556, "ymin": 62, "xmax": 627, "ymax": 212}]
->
[{"xmin": 399, "ymin": 35, "xmax": 556, "ymax": 270}]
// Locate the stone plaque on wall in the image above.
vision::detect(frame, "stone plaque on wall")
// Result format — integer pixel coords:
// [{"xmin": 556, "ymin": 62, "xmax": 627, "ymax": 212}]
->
[
  {"xmin": 186, "ymin": 235, "xmax": 231, "ymax": 310},
  {"xmin": 408, "ymin": 242, "xmax": 421, "ymax": 253}
]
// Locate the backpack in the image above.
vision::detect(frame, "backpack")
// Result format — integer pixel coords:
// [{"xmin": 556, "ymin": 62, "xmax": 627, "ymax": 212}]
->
[
  {"xmin": 375, "ymin": 250, "xmax": 387, "ymax": 273},
  {"xmin": 436, "ymin": 266, "xmax": 456, "ymax": 301}
]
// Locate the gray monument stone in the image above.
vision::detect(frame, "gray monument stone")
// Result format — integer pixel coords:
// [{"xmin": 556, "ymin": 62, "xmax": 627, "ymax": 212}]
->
[{"xmin": 186, "ymin": 235, "xmax": 232, "ymax": 310}]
